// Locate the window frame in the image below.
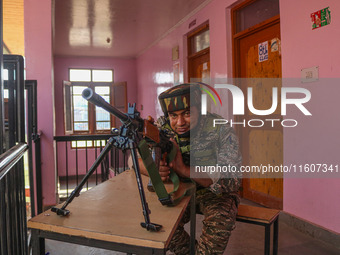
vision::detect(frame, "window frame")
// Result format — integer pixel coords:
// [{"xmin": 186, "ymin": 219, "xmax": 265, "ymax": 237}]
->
[
  {"xmin": 66, "ymin": 68, "xmax": 115, "ymax": 135},
  {"xmin": 187, "ymin": 23, "xmax": 210, "ymax": 58},
  {"xmin": 63, "ymin": 81, "xmax": 73, "ymax": 134}
]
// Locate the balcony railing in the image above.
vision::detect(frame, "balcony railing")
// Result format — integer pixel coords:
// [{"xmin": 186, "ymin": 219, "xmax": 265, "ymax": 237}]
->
[
  {"xmin": 0, "ymin": 143, "xmax": 28, "ymax": 179},
  {"xmin": 54, "ymin": 134, "xmax": 128, "ymax": 200},
  {"xmin": 1, "ymin": 54, "xmax": 32, "ymax": 255}
]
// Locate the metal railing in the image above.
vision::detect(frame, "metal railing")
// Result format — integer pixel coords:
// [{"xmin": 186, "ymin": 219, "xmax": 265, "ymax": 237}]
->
[
  {"xmin": 0, "ymin": 144, "xmax": 28, "ymax": 255},
  {"xmin": 54, "ymin": 134, "xmax": 128, "ymax": 200},
  {"xmin": 1, "ymin": 55, "xmax": 29, "ymax": 255},
  {"xmin": 0, "ymin": 143, "xmax": 28, "ymax": 179},
  {"xmin": 24, "ymin": 80, "xmax": 43, "ymax": 217}
]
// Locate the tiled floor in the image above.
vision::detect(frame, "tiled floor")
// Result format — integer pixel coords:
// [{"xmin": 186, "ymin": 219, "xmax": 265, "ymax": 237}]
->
[
  {"xmin": 44, "ymin": 200, "xmax": 340, "ymax": 255},
  {"xmin": 225, "ymin": 215, "xmax": 340, "ymax": 255}
]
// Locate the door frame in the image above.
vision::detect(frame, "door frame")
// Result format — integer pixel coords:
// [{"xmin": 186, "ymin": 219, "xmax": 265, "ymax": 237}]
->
[
  {"xmin": 232, "ymin": 14, "xmax": 280, "ymax": 78},
  {"xmin": 231, "ymin": 1, "xmax": 282, "ymax": 208},
  {"xmin": 187, "ymin": 22, "xmax": 210, "ymax": 82}
]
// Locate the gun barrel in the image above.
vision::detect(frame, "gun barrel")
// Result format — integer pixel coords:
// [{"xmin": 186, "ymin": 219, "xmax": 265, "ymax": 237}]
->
[{"xmin": 82, "ymin": 88, "xmax": 129, "ymax": 123}]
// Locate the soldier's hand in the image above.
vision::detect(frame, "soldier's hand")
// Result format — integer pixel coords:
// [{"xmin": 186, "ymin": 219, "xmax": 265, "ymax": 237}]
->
[
  {"xmin": 159, "ymin": 160, "xmax": 170, "ymax": 182},
  {"xmin": 169, "ymin": 138, "xmax": 190, "ymax": 178}
]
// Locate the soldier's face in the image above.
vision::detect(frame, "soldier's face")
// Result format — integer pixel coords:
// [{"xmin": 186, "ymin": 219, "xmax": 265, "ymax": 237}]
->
[{"xmin": 168, "ymin": 106, "xmax": 199, "ymax": 135}]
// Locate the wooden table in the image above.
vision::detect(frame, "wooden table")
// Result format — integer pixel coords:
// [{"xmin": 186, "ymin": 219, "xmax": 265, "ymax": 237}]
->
[{"xmin": 28, "ymin": 170, "xmax": 195, "ymax": 255}]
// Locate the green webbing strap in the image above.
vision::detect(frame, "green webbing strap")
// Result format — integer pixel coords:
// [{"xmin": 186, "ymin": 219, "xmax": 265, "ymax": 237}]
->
[
  {"xmin": 180, "ymin": 145, "xmax": 190, "ymax": 154},
  {"xmin": 137, "ymin": 139, "xmax": 189, "ymax": 206},
  {"xmin": 165, "ymin": 143, "xmax": 193, "ymax": 205},
  {"xmin": 167, "ymin": 142, "xmax": 178, "ymax": 163}
]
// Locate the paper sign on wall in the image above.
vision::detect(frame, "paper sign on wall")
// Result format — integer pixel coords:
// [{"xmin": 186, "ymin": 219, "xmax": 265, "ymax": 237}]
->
[
  {"xmin": 173, "ymin": 62, "xmax": 180, "ymax": 85},
  {"xmin": 258, "ymin": 41, "xmax": 268, "ymax": 62},
  {"xmin": 311, "ymin": 7, "xmax": 331, "ymax": 30}
]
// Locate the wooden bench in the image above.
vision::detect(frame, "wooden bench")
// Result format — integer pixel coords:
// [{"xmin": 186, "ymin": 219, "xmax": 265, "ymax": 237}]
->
[{"xmin": 236, "ymin": 204, "xmax": 280, "ymax": 255}]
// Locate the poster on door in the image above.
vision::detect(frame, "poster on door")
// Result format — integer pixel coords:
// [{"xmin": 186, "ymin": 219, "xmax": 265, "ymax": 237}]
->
[{"xmin": 258, "ymin": 41, "xmax": 268, "ymax": 62}]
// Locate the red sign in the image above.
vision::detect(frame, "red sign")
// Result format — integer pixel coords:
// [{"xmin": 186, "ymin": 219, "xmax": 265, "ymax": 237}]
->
[{"xmin": 311, "ymin": 7, "xmax": 331, "ymax": 30}]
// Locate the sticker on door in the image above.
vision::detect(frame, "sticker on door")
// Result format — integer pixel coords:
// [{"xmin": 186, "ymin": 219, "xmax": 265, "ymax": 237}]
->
[{"xmin": 258, "ymin": 41, "xmax": 268, "ymax": 62}]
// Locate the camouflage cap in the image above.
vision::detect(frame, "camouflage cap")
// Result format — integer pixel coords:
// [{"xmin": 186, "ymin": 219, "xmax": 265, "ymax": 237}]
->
[{"xmin": 158, "ymin": 83, "xmax": 201, "ymax": 116}]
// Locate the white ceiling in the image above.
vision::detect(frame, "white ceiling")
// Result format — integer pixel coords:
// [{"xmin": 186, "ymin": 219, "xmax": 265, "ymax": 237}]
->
[{"xmin": 53, "ymin": 0, "xmax": 210, "ymax": 58}]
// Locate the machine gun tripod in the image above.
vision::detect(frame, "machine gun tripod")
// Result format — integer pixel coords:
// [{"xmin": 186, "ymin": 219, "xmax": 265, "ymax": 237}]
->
[{"xmin": 52, "ymin": 88, "xmax": 164, "ymax": 232}]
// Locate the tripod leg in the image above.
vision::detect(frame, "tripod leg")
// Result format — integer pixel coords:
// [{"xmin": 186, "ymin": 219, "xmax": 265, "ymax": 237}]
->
[
  {"xmin": 52, "ymin": 137, "xmax": 115, "ymax": 216},
  {"xmin": 129, "ymin": 142, "xmax": 162, "ymax": 231}
]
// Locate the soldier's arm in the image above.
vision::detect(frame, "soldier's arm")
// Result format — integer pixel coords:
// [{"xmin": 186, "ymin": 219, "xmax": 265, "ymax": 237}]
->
[
  {"xmin": 169, "ymin": 140, "xmax": 213, "ymax": 187},
  {"xmin": 209, "ymin": 126, "xmax": 242, "ymax": 194}
]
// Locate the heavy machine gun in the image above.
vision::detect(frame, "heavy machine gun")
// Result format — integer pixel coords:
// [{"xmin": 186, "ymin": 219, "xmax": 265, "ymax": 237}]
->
[{"xmin": 51, "ymin": 88, "xmax": 174, "ymax": 231}]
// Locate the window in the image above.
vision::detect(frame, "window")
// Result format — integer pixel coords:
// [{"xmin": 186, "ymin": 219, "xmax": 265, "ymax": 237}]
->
[
  {"xmin": 63, "ymin": 69, "xmax": 126, "ymax": 135},
  {"xmin": 188, "ymin": 24, "xmax": 210, "ymax": 56},
  {"xmin": 233, "ymin": 0, "xmax": 280, "ymax": 34}
]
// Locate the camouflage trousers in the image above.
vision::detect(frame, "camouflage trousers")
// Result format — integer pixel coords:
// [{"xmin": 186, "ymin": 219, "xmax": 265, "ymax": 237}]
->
[{"xmin": 168, "ymin": 190, "xmax": 239, "ymax": 255}]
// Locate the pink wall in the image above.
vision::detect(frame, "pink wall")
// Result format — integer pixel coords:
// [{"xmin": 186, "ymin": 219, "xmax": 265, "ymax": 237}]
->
[
  {"xmin": 24, "ymin": 0, "xmax": 340, "ymax": 233},
  {"xmin": 280, "ymin": 0, "xmax": 340, "ymax": 233},
  {"xmin": 54, "ymin": 56, "xmax": 137, "ymax": 136},
  {"xmin": 137, "ymin": 0, "xmax": 236, "ymax": 119},
  {"xmin": 137, "ymin": 0, "xmax": 340, "ymax": 234},
  {"xmin": 24, "ymin": 0, "xmax": 56, "ymax": 206}
]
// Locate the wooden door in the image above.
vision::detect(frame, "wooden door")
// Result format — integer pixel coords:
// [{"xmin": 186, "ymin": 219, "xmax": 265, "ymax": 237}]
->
[
  {"xmin": 188, "ymin": 49, "xmax": 210, "ymax": 81},
  {"xmin": 235, "ymin": 17, "xmax": 283, "ymax": 209},
  {"xmin": 187, "ymin": 24, "xmax": 210, "ymax": 82}
]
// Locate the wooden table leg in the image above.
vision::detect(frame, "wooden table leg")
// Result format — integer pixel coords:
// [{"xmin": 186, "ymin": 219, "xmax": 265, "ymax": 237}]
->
[
  {"xmin": 264, "ymin": 225, "xmax": 270, "ymax": 255},
  {"xmin": 273, "ymin": 217, "xmax": 279, "ymax": 255},
  {"xmin": 31, "ymin": 229, "xmax": 45, "ymax": 255},
  {"xmin": 190, "ymin": 186, "xmax": 196, "ymax": 255}
]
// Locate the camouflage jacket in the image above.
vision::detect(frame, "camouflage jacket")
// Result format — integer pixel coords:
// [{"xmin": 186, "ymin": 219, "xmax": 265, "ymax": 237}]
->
[
  {"xmin": 190, "ymin": 112, "xmax": 242, "ymax": 195},
  {"xmin": 159, "ymin": 112, "xmax": 242, "ymax": 195}
]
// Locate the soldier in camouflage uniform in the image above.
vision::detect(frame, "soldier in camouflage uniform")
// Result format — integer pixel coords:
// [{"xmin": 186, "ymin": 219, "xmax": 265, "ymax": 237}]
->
[{"xmin": 157, "ymin": 84, "xmax": 242, "ymax": 255}]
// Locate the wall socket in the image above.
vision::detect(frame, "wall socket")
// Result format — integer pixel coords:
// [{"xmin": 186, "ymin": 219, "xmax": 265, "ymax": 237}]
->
[{"xmin": 301, "ymin": 66, "xmax": 319, "ymax": 83}]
